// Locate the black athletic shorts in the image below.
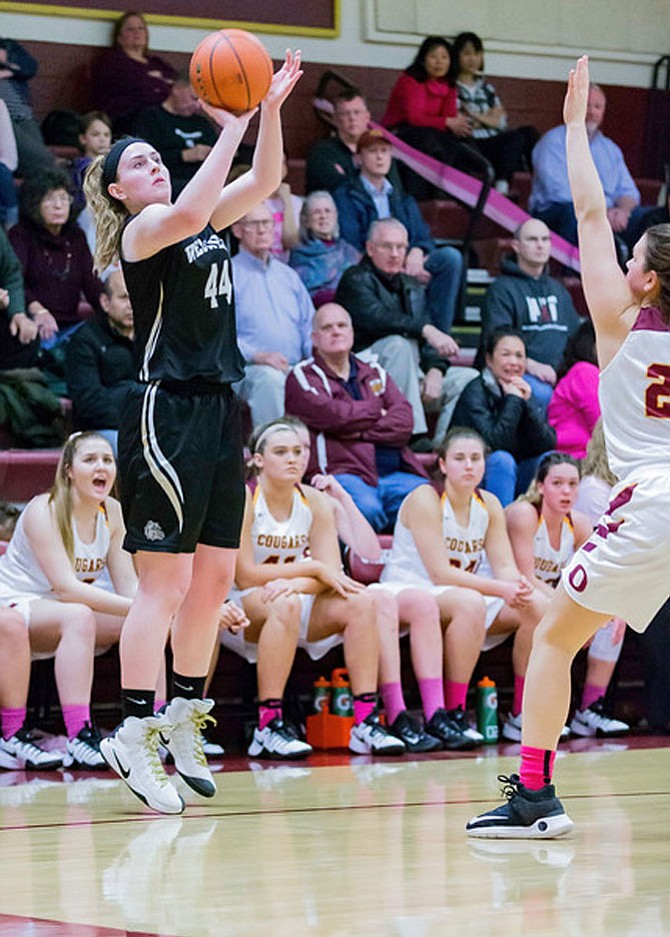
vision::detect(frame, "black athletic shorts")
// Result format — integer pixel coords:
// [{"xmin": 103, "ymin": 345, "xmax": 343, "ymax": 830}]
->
[{"xmin": 118, "ymin": 381, "xmax": 245, "ymax": 554}]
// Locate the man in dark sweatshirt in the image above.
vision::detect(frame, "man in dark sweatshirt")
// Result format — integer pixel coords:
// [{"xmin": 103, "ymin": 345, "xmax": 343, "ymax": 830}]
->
[{"xmin": 478, "ymin": 218, "xmax": 582, "ymax": 409}]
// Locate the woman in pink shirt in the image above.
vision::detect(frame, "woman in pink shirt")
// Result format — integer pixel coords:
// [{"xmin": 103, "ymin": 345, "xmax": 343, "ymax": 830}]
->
[{"xmin": 547, "ymin": 319, "xmax": 599, "ymax": 458}]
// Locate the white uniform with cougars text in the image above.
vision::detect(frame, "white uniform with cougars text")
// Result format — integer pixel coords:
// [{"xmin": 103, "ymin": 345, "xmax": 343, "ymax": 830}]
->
[
  {"xmin": 534, "ymin": 510, "xmax": 575, "ymax": 589},
  {"xmin": 0, "ymin": 504, "xmax": 110, "ymax": 644},
  {"xmin": 563, "ymin": 306, "xmax": 670, "ymax": 629},
  {"xmin": 378, "ymin": 490, "xmax": 504, "ymax": 633},
  {"xmin": 222, "ymin": 485, "xmax": 342, "ymax": 661}
]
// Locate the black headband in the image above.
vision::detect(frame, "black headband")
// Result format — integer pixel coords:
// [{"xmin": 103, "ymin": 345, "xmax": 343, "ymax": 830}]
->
[{"xmin": 101, "ymin": 137, "xmax": 146, "ymax": 191}]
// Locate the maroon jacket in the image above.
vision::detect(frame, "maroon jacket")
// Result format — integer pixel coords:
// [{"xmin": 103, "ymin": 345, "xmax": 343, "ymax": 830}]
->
[{"xmin": 285, "ymin": 351, "xmax": 428, "ymax": 488}]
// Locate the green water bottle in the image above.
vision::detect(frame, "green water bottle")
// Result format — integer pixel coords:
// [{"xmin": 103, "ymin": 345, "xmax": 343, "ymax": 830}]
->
[
  {"xmin": 477, "ymin": 676, "xmax": 499, "ymax": 743},
  {"xmin": 330, "ymin": 668, "xmax": 354, "ymax": 717}
]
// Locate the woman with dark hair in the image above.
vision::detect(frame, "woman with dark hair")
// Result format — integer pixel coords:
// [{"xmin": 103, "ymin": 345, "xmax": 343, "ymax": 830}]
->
[
  {"xmin": 381, "ymin": 36, "xmax": 488, "ymax": 197},
  {"xmin": 547, "ymin": 318, "xmax": 600, "ymax": 457},
  {"xmin": 8, "ymin": 165, "xmax": 102, "ymax": 347},
  {"xmin": 92, "ymin": 11, "xmax": 177, "ymax": 133},
  {"xmin": 450, "ymin": 327, "xmax": 557, "ymax": 505},
  {"xmin": 451, "ymin": 31, "xmax": 538, "ymax": 191}
]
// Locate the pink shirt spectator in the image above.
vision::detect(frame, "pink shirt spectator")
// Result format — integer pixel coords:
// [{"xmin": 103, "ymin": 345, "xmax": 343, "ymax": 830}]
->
[
  {"xmin": 547, "ymin": 360, "xmax": 600, "ymax": 458},
  {"xmin": 382, "ymin": 73, "xmax": 458, "ymax": 131}
]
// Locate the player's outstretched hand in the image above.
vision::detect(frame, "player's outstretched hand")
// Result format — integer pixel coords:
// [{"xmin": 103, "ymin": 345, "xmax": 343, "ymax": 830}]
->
[
  {"xmin": 263, "ymin": 50, "xmax": 303, "ymax": 111},
  {"xmin": 200, "ymin": 99, "xmax": 258, "ymax": 131},
  {"xmin": 563, "ymin": 54, "xmax": 589, "ymax": 127}
]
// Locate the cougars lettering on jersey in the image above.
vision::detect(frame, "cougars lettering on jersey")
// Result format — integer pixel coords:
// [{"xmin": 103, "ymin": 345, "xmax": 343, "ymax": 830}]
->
[
  {"xmin": 441, "ymin": 490, "xmax": 489, "ymax": 573},
  {"xmin": 74, "ymin": 557, "xmax": 106, "ymax": 574},
  {"xmin": 533, "ymin": 513, "xmax": 574, "ymax": 588},
  {"xmin": 251, "ymin": 485, "xmax": 313, "ymax": 566}
]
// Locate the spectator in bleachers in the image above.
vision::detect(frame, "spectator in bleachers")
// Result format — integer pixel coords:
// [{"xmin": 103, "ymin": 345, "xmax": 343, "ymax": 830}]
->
[
  {"xmin": 623, "ymin": 190, "xmax": 670, "ymax": 253},
  {"xmin": 0, "ymin": 99, "xmax": 18, "ymax": 230},
  {"xmin": 71, "ymin": 111, "xmax": 113, "ymax": 254},
  {"xmin": 219, "ymin": 419, "xmax": 405, "ymax": 759},
  {"xmin": 451, "ymin": 31, "xmax": 538, "ymax": 193},
  {"xmin": 285, "ymin": 303, "xmax": 429, "ymax": 532},
  {"xmin": 64, "ymin": 266, "xmax": 135, "ymax": 456},
  {"xmin": 506, "ymin": 450, "xmax": 629, "ymax": 738},
  {"xmin": 477, "ymin": 218, "xmax": 582, "ymax": 409},
  {"xmin": 0, "ymin": 225, "xmax": 39, "ymax": 370},
  {"xmin": 231, "ymin": 202, "xmax": 314, "ymax": 428},
  {"xmin": 132, "ymin": 71, "xmax": 218, "ymax": 199},
  {"xmin": 92, "ymin": 11, "xmax": 177, "ymax": 134},
  {"xmin": 379, "ymin": 426, "xmax": 549, "ymax": 746},
  {"xmin": 335, "ymin": 217, "xmax": 476, "ymax": 442},
  {"xmin": 547, "ymin": 318, "xmax": 599, "ymax": 458},
  {"xmin": 334, "ymin": 128, "xmax": 463, "ymax": 333},
  {"xmin": 0, "ymin": 432, "xmax": 137, "ymax": 771},
  {"xmin": 264, "ymin": 152, "xmax": 303, "ymax": 262},
  {"xmin": 0, "ymin": 502, "xmax": 19, "ymax": 542},
  {"xmin": 8, "ymin": 166, "xmax": 102, "ymax": 348},
  {"xmin": 305, "ymin": 87, "xmax": 404, "ymax": 195},
  {"xmin": 451, "ymin": 328, "xmax": 556, "ymax": 506},
  {"xmin": 0, "ymin": 36, "xmax": 54, "ymax": 175},
  {"xmin": 381, "ymin": 36, "xmax": 491, "ymax": 200},
  {"xmin": 529, "ymin": 83, "xmax": 640, "ymax": 247},
  {"xmin": 288, "ymin": 191, "xmax": 360, "ymax": 306}
]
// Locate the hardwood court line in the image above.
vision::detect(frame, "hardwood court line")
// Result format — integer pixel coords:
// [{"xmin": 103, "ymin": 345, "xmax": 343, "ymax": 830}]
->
[{"xmin": 0, "ymin": 911, "xmax": 179, "ymax": 936}]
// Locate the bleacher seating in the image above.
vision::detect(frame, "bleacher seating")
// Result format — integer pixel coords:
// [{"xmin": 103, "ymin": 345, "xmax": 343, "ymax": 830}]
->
[{"xmin": 0, "ymin": 448, "xmax": 61, "ymax": 502}]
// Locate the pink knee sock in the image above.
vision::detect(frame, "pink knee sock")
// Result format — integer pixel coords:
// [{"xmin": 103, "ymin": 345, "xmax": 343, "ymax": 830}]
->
[
  {"xmin": 353, "ymin": 695, "xmax": 376, "ymax": 725},
  {"xmin": 444, "ymin": 680, "xmax": 468, "ymax": 712},
  {"xmin": 580, "ymin": 683, "xmax": 606, "ymax": 710},
  {"xmin": 379, "ymin": 682, "xmax": 406, "ymax": 724},
  {"xmin": 418, "ymin": 677, "xmax": 444, "ymax": 721},
  {"xmin": 519, "ymin": 744, "xmax": 556, "ymax": 791},
  {"xmin": 512, "ymin": 675, "xmax": 525, "ymax": 716},
  {"xmin": 154, "ymin": 699, "xmax": 167, "ymax": 714},
  {"xmin": 1, "ymin": 707, "xmax": 26, "ymax": 740},
  {"xmin": 259, "ymin": 700, "xmax": 282, "ymax": 731},
  {"xmin": 61, "ymin": 704, "xmax": 90, "ymax": 739}
]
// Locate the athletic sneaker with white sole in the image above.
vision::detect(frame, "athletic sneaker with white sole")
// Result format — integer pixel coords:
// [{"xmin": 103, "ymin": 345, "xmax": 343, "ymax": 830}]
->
[
  {"xmin": 63, "ymin": 722, "xmax": 106, "ymax": 769},
  {"xmin": 100, "ymin": 714, "xmax": 185, "ymax": 815},
  {"xmin": 247, "ymin": 718, "xmax": 313, "ymax": 760},
  {"xmin": 466, "ymin": 774, "xmax": 574, "ymax": 839},
  {"xmin": 569, "ymin": 698, "xmax": 629, "ymax": 737},
  {"xmin": 349, "ymin": 714, "xmax": 406, "ymax": 756},
  {"xmin": 0, "ymin": 729, "xmax": 63, "ymax": 771},
  {"xmin": 502, "ymin": 711, "xmax": 570, "ymax": 742},
  {"xmin": 159, "ymin": 697, "xmax": 217, "ymax": 798}
]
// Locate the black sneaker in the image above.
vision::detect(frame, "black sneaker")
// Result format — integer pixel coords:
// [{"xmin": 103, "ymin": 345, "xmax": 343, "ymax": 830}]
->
[
  {"xmin": 466, "ymin": 774, "xmax": 574, "ymax": 839},
  {"xmin": 63, "ymin": 722, "xmax": 105, "ymax": 769},
  {"xmin": 388, "ymin": 711, "xmax": 442, "ymax": 753},
  {"xmin": 426, "ymin": 707, "xmax": 478, "ymax": 751}
]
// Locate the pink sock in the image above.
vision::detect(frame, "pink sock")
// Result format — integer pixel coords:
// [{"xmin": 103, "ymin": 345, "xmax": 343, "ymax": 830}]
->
[
  {"xmin": 1, "ymin": 707, "xmax": 25, "ymax": 740},
  {"xmin": 581, "ymin": 684, "xmax": 606, "ymax": 710},
  {"xmin": 353, "ymin": 698, "xmax": 376, "ymax": 724},
  {"xmin": 444, "ymin": 680, "xmax": 468, "ymax": 711},
  {"xmin": 154, "ymin": 699, "xmax": 167, "ymax": 714},
  {"xmin": 61, "ymin": 704, "xmax": 90, "ymax": 739},
  {"xmin": 379, "ymin": 682, "xmax": 406, "ymax": 724},
  {"xmin": 513, "ymin": 675, "xmax": 525, "ymax": 716},
  {"xmin": 259, "ymin": 705, "xmax": 282, "ymax": 731},
  {"xmin": 418, "ymin": 677, "xmax": 444, "ymax": 721},
  {"xmin": 519, "ymin": 744, "xmax": 556, "ymax": 790}
]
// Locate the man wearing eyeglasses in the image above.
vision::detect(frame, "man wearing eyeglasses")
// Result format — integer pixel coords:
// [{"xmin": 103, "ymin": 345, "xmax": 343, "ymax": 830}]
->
[
  {"xmin": 336, "ymin": 218, "xmax": 476, "ymax": 445},
  {"xmin": 231, "ymin": 203, "xmax": 315, "ymax": 428}
]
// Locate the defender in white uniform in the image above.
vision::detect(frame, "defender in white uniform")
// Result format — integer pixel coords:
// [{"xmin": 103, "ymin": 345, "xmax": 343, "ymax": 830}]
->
[{"xmin": 467, "ymin": 55, "xmax": 670, "ymax": 839}]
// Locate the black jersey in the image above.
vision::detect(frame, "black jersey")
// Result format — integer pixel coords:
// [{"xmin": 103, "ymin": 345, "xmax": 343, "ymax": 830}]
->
[{"xmin": 120, "ymin": 223, "xmax": 245, "ymax": 385}]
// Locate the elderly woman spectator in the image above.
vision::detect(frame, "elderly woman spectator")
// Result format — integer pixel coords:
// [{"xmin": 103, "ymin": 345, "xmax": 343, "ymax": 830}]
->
[
  {"xmin": 450, "ymin": 327, "xmax": 556, "ymax": 505},
  {"xmin": 289, "ymin": 191, "xmax": 360, "ymax": 306},
  {"xmin": 8, "ymin": 166, "xmax": 101, "ymax": 349},
  {"xmin": 92, "ymin": 11, "xmax": 176, "ymax": 133}
]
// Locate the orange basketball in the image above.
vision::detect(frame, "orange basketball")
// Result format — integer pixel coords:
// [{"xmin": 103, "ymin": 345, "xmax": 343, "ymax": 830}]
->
[{"xmin": 189, "ymin": 28, "xmax": 273, "ymax": 113}]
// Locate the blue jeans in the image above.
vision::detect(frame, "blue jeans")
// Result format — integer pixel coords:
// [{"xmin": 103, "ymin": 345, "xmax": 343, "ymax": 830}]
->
[
  {"xmin": 334, "ymin": 471, "xmax": 429, "ymax": 532},
  {"xmin": 425, "ymin": 246, "xmax": 463, "ymax": 333},
  {"xmin": 535, "ymin": 202, "xmax": 578, "ymax": 246},
  {"xmin": 484, "ymin": 450, "xmax": 553, "ymax": 506},
  {"xmin": 524, "ymin": 373, "xmax": 554, "ymax": 412}
]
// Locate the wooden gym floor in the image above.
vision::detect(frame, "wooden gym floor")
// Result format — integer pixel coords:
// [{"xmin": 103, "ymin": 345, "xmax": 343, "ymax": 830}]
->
[{"xmin": 0, "ymin": 735, "xmax": 669, "ymax": 937}]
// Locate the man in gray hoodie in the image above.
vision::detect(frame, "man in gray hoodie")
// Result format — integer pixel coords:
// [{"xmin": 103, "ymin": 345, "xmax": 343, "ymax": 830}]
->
[{"xmin": 478, "ymin": 218, "xmax": 582, "ymax": 409}]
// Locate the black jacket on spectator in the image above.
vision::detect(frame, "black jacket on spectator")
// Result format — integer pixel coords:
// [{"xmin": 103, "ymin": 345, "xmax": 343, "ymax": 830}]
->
[
  {"xmin": 450, "ymin": 369, "xmax": 556, "ymax": 461},
  {"xmin": 335, "ymin": 255, "xmax": 447, "ymax": 376},
  {"xmin": 64, "ymin": 312, "xmax": 135, "ymax": 430}
]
